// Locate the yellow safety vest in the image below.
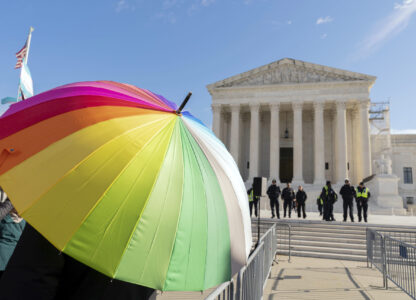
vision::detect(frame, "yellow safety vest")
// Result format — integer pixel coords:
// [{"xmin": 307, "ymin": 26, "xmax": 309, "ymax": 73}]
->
[
  {"xmin": 249, "ymin": 190, "xmax": 254, "ymax": 202},
  {"xmin": 356, "ymin": 187, "xmax": 369, "ymax": 198}
]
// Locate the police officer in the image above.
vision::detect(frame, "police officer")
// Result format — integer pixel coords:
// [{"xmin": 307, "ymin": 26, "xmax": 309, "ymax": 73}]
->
[
  {"xmin": 356, "ymin": 181, "xmax": 371, "ymax": 222},
  {"xmin": 321, "ymin": 181, "xmax": 338, "ymax": 221},
  {"xmin": 247, "ymin": 185, "xmax": 259, "ymax": 217},
  {"xmin": 281, "ymin": 182, "xmax": 295, "ymax": 218},
  {"xmin": 296, "ymin": 185, "xmax": 307, "ymax": 219},
  {"xmin": 340, "ymin": 179, "xmax": 356, "ymax": 222},
  {"xmin": 267, "ymin": 179, "xmax": 281, "ymax": 219}
]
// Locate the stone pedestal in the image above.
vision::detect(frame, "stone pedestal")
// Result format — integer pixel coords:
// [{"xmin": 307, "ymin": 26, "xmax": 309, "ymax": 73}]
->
[{"xmin": 366, "ymin": 174, "xmax": 404, "ymax": 209}]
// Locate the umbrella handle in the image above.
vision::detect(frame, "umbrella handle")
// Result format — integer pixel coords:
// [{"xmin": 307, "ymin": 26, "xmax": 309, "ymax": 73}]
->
[{"xmin": 176, "ymin": 92, "xmax": 192, "ymax": 114}]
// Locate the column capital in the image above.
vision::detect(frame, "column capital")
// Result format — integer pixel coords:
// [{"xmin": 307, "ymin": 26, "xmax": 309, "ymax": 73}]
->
[
  {"xmin": 211, "ymin": 104, "xmax": 222, "ymax": 112},
  {"xmin": 335, "ymin": 101, "xmax": 348, "ymax": 110},
  {"xmin": 358, "ymin": 100, "xmax": 370, "ymax": 110},
  {"xmin": 229, "ymin": 103, "xmax": 241, "ymax": 112},
  {"xmin": 313, "ymin": 101, "xmax": 325, "ymax": 111},
  {"xmin": 249, "ymin": 102, "xmax": 261, "ymax": 112},
  {"xmin": 270, "ymin": 103, "xmax": 281, "ymax": 111},
  {"xmin": 292, "ymin": 102, "xmax": 303, "ymax": 111}
]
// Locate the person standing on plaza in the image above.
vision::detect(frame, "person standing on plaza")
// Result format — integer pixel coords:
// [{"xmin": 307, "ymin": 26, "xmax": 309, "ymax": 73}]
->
[
  {"xmin": 247, "ymin": 185, "xmax": 259, "ymax": 217},
  {"xmin": 321, "ymin": 181, "xmax": 338, "ymax": 221},
  {"xmin": 356, "ymin": 181, "xmax": 371, "ymax": 222},
  {"xmin": 340, "ymin": 179, "xmax": 356, "ymax": 222},
  {"xmin": 296, "ymin": 185, "xmax": 307, "ymax": 219},
  {"xmin": 281, "ymin": 182, "xmax": 295, "ymax": 218},
  {"xmin": 0, "ymin": 188, "xmax": 26, "ymax": 279},
  {"xmin": 267, "ymin": 179, "xmax": 281, "ymax": 219}
]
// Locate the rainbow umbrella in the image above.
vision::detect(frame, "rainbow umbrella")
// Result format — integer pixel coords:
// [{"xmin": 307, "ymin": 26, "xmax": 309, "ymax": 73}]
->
[{"xmin": 0, "ymin": 81, "xmax": 252, "ymax": 291}]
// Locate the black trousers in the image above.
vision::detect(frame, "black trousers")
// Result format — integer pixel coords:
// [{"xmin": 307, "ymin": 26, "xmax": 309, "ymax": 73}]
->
[
  {"xmin": 357, "ymin": 199, "xmax": 368, "ymax": 221},
  {"xmin": 318, "ymin": 203, "xmax": 323, "ymax": 216},
  {"xmin": 283, "ymin": 200, "xmax": 292, "ymax": 218},
  {"xmin": 343, "ymin": 199, "xmax": 354, "ymax": 221},
  {"xmin": 323, "ymin": 201, "xmax": 334, "ymax": 221},
  {"xmin": 269, "ymin": 197, "xmax": 280, "ymax": 218},
  {"xmin": 297, "ymin": 202, "xmax": 306, "ymax": 218},
  {"xmin": 249, "ymin": 199, "xmax": 259, "ymax": 217}
]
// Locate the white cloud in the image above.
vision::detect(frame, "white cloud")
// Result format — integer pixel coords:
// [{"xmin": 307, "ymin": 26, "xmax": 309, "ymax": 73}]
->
[
  {"xmin": 359, "ymin": 0, "xmax": 416, "ymax": 56},
  {"xmin": 321, "ymin": 33, "xmax": 327, "ymax": 39},
  {"xmin": 201, "ymin": 0, "xmax": 215, "ymax": 7},
  {"xmin": 391, "ymin": 128, "xmax": 416, "ymax": 134},
  {"xmin": 116, "ymin": 0, "xmax": 129, "ymax": 12},
  {"xmin": 316, "ymin": 16, "xmax": 333, "ymax": 25}
]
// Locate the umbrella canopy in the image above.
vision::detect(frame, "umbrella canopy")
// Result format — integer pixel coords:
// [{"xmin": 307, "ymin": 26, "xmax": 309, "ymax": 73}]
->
[{"xmin": 0, "ymin": 81, "xmax": 252, "ymax": 291}]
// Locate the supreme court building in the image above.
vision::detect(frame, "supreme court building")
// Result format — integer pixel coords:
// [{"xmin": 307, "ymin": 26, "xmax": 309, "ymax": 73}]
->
[
  {"xmin": 207, "ymin": 58, "xmax": 416, "ymax": 212},
  {"xmin": 208, "ymin": 58, "xmax": 374, "ymax": 186}
]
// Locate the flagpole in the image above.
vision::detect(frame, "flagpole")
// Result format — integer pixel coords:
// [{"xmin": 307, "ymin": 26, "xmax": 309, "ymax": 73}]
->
[
  {"xmin": 24, "ymin": 27, "xmax": 34, "ymax": 64},
  {"xmin": 17, "ymin": 27, "xmax": 34, "ymax": 100}
]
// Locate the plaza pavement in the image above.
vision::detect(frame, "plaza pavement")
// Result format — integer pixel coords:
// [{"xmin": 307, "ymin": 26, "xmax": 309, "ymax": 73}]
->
[{"xmin": 264, "ymin": 255, "xmax": 410, "ymax": 300}]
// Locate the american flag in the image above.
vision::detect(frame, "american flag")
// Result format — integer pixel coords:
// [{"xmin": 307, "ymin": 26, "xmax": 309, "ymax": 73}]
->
[{"xmin": 15, "ymin": 42, "xmax": 28, "ymax": 69}]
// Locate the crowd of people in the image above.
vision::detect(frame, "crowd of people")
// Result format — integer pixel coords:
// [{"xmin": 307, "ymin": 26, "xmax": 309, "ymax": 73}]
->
[{"xmin": 247, "ymin": 179, "xmax": 371, "ymax": 222}]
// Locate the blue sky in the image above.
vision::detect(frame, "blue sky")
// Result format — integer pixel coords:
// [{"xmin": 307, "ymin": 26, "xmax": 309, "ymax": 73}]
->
[{"xmin": 0, "ymin": 0, "xmax": 415, "ymax": 132}]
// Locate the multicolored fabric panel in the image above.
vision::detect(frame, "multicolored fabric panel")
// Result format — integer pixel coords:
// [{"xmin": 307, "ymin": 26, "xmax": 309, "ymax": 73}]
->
[{"xmin": 0, "ymin": 81, "xmax": 252, "ymax": 291}]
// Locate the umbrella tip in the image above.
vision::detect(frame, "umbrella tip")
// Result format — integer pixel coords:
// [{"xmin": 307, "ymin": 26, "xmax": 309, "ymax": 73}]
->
[{"xmin": 176, "ymin": 92, "xmax": 192, "ymax": 114}]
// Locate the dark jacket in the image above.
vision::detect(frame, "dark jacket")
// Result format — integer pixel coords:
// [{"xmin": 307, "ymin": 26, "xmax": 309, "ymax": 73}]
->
[
  {"xmin": 339, "ymin": 184, "xmax": 356, "ymax": 201},
  {"xmin": 0, "ymin": 215, "xmax": 25, "ymax": 271},
  {"xmin": 281, "ymin": 187, "xmax": 295, "ymax": 202},
  {"xmin": 0, "ymin": 225, "xmax": 155, "ymax": 300},
  {"xmin": 267, "ymin": 185, "xmax": 281, "ymax": 199},
  {"xmin": 295, "ymin": 190, "xmax": 307, "ymax": 204},
  {"xmin": 321, "ymin": 186, "xmax": 338, "ymax": 204}
]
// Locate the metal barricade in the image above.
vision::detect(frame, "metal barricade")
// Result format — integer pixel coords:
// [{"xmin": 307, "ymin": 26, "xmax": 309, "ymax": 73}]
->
[
  {"xmin": 384, "ymin": 235, "xmax": 416, "ymax": 299},
  {"xmin": 259, "ymin": 224, "xmax": 277, "ymax": 287},
  {"xmin": 275, "ymin": 223, "xmax": 291, "ymax": 262},
  {"xmin": 366, "ymin": 228, "xmax": 416, "ymax": 299},
  {"xmin": 205, "ymin": 280, "xmax": 234, "ymax": 300},
  {"xmin": 207, "ymin": 223, "xmax": 277, "ymax": 300},
  {"xmin": 236, "ymin": 242, "xmax": 265, "ymax": 300}
]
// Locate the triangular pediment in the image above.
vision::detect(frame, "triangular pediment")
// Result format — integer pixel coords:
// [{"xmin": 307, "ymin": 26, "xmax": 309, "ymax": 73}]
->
[{"xmin": 208, "ymin": 58, "xmax": 376, "ymax": 89}]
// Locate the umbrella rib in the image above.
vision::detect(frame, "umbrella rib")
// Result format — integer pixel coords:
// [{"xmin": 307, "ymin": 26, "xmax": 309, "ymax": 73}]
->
[
  {"xmin": 69, "ymin": 117, "xmax": 177, "ymax": 260},
  {"xmin": 179, "ymin": 120, "xmax": 211, "ymax": 289},
  {"xmin": 19, "ymin": 114, "xmax": 172, "ymax": 221},
  {"xmin": 111, "ymin": 118, "xmax": 180, "ymax": 279}
]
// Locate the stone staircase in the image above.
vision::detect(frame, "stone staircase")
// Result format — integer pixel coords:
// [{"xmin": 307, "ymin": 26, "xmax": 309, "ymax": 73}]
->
[{"xmin": 252, "ymin": 219, "xmax": 416, "ymax": 262}]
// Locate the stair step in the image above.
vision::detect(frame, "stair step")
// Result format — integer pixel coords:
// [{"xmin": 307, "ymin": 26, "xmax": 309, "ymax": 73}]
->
[
  {"xmin": 276, "ymin": 236, "xmax": 366, "ymax": 245},
  {"xmin": 278, "ymin": 250, "xmax": 367, "ymax": 262},
  {"xmin": 286, "ymin": 240, "xmax": 366, "ymax": 250},
  {"xmin": 287, "ymin": 244, "xmax": 366, "ymax": 256}
]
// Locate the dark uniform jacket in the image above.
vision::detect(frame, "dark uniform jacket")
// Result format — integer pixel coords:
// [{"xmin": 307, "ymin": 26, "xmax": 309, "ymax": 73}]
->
[
  {"xmin": 339, "ymin": 184, "xmax": 356, "ymax": 201},
  {"xmin": 0, "ymin": 225, "xmax": 155, "ymax": 300},
  {"xmin": 281, "ymin": 187, "xmax": 295, "ymax": 202},
  {"xmin": 295, "ymin": 190, "xmax": 307, "ymax": 204},
  {"xmin": 321, "ymin": 186, "xmax": 338, "ymax": 204},
  {"xmin": 267, "ymin": 185, "xmax": 281, "ymax": 199}
]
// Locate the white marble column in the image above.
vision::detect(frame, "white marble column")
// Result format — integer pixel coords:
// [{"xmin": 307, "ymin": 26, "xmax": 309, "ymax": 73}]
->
[
  {"xmin": 313, "ymin": 101, "xmax": 325, "ymax": 185},
  {"xmin": 212, "ymin": 104, "xmax": 222, "ymax": 139},
  {"xmin": 336, "ymin": 101, "xmax": 348, "ymax": 184},
  {"xmin": 269, "ymin": 103, "xmax": 280, "ymax": 182},
  {"xmin": 249, "ymin": 103, "xmax": 260, "ymax": 181},
  {"xmin": 230, "ymin": 104, "xmax": 241, "ymax": 166},
  {"xmin": 292, "ymin": 102, "xmax": 304, "ymax": 184},
  {"xmin": 359, "ymin": 101, "xmax": 372, "ymax": 179}
]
